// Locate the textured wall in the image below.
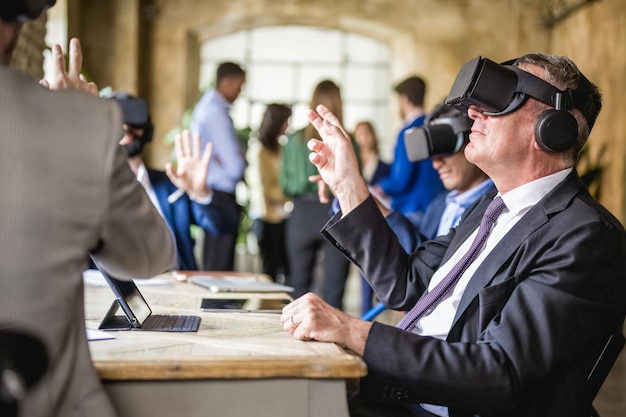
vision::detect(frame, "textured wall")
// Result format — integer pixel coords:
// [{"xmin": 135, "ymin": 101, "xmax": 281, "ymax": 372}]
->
[
  {"xmin": 89, "ymin": 0, "xmax": 551, "ymax": 165},
  {"xmin": 10, "ymin": 15, "xmax": 47, "ymax": 79}
]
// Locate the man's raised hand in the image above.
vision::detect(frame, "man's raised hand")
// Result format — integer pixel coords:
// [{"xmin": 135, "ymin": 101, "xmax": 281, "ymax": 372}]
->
[
  {"xmin": 165, "ymin": 130, "xmax": 213, "ymax": 201},
  {"xmin": 306, "ymin": 104, "xmax": 369, "ymax": 215},
  {"xmin": 40, "ymin": 38, "xmax": 98, "ymax": 95}
]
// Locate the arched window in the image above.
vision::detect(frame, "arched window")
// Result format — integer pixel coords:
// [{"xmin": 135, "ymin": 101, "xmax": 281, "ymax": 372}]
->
[{"xmin": 199, "ymin": 26, "xmax": 391, "ymax": 143}]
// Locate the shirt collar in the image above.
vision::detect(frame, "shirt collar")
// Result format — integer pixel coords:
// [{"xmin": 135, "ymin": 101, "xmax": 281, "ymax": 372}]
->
[
  {"xmin": 404, "ymin": 109, "xmax": 424, "ymax": 124},
  {"xmin": 136, "ymin": 161, "xmax": 148, "ymax": 182},
  {"xmin": 500, "ymin": 168, "xmax": 572, "ymax": 216},
  {"xmin": 209, "ymin": 88, "xmax": 231, "ymax": 109},
  {"xmin": 446, "ymin": 178, "xmax": 495, "ymax": 208}
]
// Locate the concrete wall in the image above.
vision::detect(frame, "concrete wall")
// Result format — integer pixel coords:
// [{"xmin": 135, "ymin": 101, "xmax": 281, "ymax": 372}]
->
[{"xmin": 10, "ymin": 14, "xmax": 47, "ymax": 79}]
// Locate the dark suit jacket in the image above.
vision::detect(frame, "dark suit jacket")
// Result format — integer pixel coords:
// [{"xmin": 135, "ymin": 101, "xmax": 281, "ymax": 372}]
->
[
  {"xmin": 370, "ymin": 159, "xmax": 391, "ymax": 187},
  {"xmin": 387, "ymin": 183, "xmax": 498, "ymax": 253},
  {"xmin": 386, "ymin": 190, "xmax": 447, "ymax": 252},
  {"xmin": 323, "ymin": 171, "xmax": 626, "ymax": 417},
  {"xmin": 148, "ymin": 169, "xmax": 238, "ymax": 270}
]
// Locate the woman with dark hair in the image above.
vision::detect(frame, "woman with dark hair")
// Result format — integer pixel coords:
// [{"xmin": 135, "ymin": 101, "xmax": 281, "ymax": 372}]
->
[
  {"xmin": 247, "ymin": 103, "xmax": 292, "ymax": 282},
  {"xmin": 354, "ymin": 121, "xmax": 390, "ymax": 188}
]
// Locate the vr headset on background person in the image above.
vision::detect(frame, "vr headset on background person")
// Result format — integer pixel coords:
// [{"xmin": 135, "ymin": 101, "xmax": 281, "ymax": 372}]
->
[
  {"xmin": 0, "ymin": 0, "xmax": 56, "ymax": 22},
  {"xmin": 444, "ymin": 55, "xmax": 599, "ymax": 152},
  {"xmin": 108, "ymin": 92, "xmax": 154, "ymax": 157},
  {"xmin": 404, "ymin": 104, "xmax": 473, "ymax": 162}
]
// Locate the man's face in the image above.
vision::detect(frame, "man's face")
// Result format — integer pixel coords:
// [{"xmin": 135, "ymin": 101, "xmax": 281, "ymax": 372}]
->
[
  {"xmin": 354, "ymin": 123, "xmax": 376, "ymax": 151},
  {"xmin": 432, "ymin": 146, "xmax": 486, "ymax": 193},
  {"xmin": 119, "ymin": 124, "xmax": 144, "ymax": 146},
  {"xmin": 397, "ymin": 94, "xmax": 409, "ymax": 119},
  {"xmin": 221, "ymin": 76, "xmax": 245, "ymax": 103}
]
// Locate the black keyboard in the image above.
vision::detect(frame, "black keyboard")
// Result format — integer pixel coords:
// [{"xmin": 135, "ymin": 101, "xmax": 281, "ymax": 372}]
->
[{"xmin": 141, "ymin": 314, "xmax": 201, "ymax": 332}]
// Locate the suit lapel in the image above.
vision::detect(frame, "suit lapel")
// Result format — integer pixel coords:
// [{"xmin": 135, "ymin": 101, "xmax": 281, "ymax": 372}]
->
[{"xmin": 449, "ymin": 172, "xmax": 585, "ymax": 329}]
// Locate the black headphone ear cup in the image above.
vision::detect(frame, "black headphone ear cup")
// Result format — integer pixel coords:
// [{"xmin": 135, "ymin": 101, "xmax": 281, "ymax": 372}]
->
[{"xmin": 534, "ymin": 109, "xmax": 578, "ymax": 152}]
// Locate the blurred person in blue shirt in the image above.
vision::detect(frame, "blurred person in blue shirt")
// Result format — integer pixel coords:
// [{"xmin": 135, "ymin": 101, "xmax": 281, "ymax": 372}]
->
[
  {"xmin": 190, "ymin": 62, "xmax": 246, "ymax": 270},
  {"xmin": 372, "ymin": 76, "xmax": 445, "ymax": 215}
]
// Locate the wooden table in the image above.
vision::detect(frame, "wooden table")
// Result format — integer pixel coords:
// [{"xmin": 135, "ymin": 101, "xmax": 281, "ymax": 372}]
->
[{"xmin": 85, "ymin": 271, "xmax": 367, "ymax": 417}]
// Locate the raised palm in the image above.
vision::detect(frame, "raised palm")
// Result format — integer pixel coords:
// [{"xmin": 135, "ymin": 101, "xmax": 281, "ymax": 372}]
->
[
  {"xmin": 307, "ymin": 105, "xmax": 369, "ymax": 211},
  {"xmin": 165, "ymin": 130, "xmax": 212, "ymax": 201}
]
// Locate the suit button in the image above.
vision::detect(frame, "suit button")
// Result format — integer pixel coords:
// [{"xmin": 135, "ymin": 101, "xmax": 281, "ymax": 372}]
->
[{"xmin": 394, "ymin": 389, "xmax": 408, "ymax": 400}]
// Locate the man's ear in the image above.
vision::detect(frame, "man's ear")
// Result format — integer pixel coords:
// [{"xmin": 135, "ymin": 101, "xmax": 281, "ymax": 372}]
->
[{"xmin": 532, "ymin": 139, "xmax": 545, "ymax": 151}]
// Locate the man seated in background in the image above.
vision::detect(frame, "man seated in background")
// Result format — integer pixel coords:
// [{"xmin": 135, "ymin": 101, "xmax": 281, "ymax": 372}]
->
[
  {"xmin": 110, "ymin": 92, "xmax": 239, "ymax": 270},
  {"xmin": 361, "ymin": 105, "xmax": 495, "ymax": 319},
  {"xmin": 0, "ymin": 1, "xmax": 176, "ymax": 415},
  {"xmin": 383, "ymin": 104, "xmax": 495, "ymax": 253}
]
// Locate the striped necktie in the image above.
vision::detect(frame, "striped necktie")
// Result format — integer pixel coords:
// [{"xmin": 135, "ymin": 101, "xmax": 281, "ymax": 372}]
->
[{"xmin": 397, "ymin": 197, "xmax": 507, "ymax": 331}]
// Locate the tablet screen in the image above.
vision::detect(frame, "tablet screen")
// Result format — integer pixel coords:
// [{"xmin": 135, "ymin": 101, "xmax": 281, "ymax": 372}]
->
[{"xmin": 107, "ymin": 277, "xmax": 152, "ymax": 325}]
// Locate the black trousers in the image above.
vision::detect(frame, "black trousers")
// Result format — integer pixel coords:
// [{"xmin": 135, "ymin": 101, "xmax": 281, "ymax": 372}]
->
[
  {"xmin": 202, "ymin": 193, "xmax": 240, "ymax": 271},
  {"xmin": 256, "ymin": 219, "xmax": 289, "ymax": 282},
  {"xmin": 285, "ymin": 196, "xmax": 350, "ymax": 310},
  {"xmin": 202, "ymin": 231, "xmax": 237, "ymax": 271}
]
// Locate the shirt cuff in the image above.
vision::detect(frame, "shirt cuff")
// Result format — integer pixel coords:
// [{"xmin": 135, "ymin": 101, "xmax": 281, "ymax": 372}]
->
[{"xmin": 190, "ymin": 189, "xmax": 214, "ymax": 205}]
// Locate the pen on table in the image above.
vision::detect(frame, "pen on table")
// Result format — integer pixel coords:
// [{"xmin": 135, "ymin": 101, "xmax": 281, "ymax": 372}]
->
[{"xmin": 167, "ymin": 188, "xmax": 185, "ymax": 204}]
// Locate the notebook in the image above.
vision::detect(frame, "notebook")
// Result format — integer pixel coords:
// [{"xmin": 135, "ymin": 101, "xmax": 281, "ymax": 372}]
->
[
  {"xmin": 96, "ymin": 268, "xmax": 201, "ymax": 332},
  {"xmin": 189, "ymin": 276, "xmax": 294, "ymax": 293}
]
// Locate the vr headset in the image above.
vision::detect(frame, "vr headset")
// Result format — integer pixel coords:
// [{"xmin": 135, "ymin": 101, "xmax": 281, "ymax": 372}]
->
[
  {"xmin": 444, "ymin": 56, "xmax": 599, "ymax": 152},
  {"xmin": 108, "ymin": 92, "xmax": 154, "ymax": 157},
  {"xmin": 0, "ymin": 0, "xmax": 56, "ymax": 22},
  {"xmin": 404, "ymin": 104, "xmax": 473, "ymax": 162}
]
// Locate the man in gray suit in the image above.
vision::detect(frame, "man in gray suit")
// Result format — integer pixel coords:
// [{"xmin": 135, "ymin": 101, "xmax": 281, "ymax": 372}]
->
[
  {"xmin": 281, "ymin": 54, "xmax": 626, "ymax": 416},
  {"xmin": 0, "ymin": 2, "xmax": 176, "ymax": 416}
]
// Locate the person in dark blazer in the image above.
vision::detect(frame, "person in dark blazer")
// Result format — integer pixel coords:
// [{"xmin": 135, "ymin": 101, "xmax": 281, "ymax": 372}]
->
[
  {"xmin": 280, "ymin": 53, "xmax": 626, "ymax": 417},
  {"xmin": 362, "ymin": 105, "xmax": 496, "ymax": 321},
  {"xmin": 112, "ymin": 93, "xmax": 238, "ymax": 270},
  {"xmin": 383, "ymin": 106, "xmax": 495, "ymax": 254}
]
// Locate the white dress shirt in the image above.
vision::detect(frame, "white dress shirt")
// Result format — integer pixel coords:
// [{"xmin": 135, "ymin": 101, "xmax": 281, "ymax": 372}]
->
[{"xmin": 136, "ymin": 162, "xmax": 164, "ymax": 218}]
